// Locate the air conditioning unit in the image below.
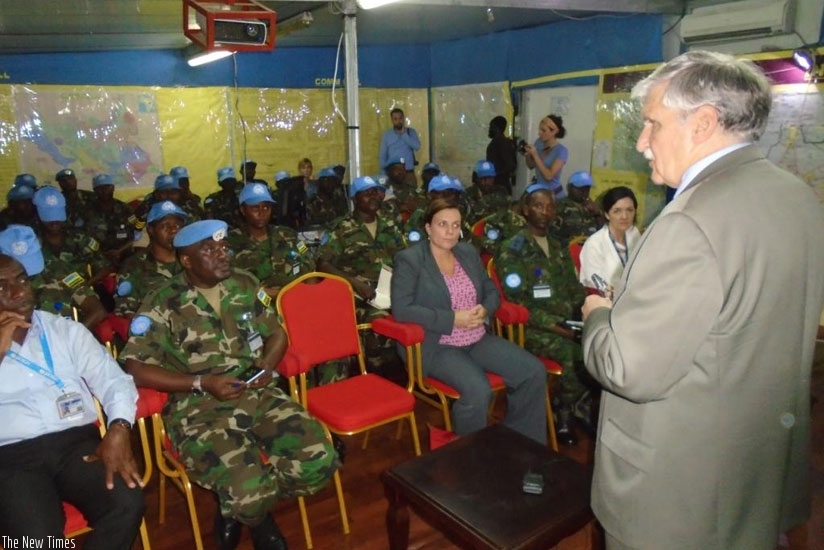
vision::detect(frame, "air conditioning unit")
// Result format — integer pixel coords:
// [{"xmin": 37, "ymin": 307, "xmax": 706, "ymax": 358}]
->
[{"xmin": 680, "ymin": 0, "xmax": 796, "ymax": 45}]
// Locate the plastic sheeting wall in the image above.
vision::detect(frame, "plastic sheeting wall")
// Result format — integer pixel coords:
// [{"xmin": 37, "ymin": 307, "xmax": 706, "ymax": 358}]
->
[
  {"xmin": 430, "ymin": 82, "xmax": 513, "ymax": 186},
  {"xmin": 0, "ymin": 84, "xmax": 428, "ymax": 202}
]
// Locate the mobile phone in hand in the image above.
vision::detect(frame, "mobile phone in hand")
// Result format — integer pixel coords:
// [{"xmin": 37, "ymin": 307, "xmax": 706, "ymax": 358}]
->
[{"xmin": 591, "ymin": 274, "xmax": 612, "ymax": 299}]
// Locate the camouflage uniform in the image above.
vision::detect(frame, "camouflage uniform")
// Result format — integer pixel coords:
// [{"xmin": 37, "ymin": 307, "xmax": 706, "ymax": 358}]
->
[
  {"xmin": 83, "ymin": 198, "xmax": 135, "ymax": 256},
  {"xmin": 384, "ymin": 183, "xmax": 425, "ymax": 222},
  {"xmin": 495, "ymin": 228, "xmax": 589, "ymax": 407},
  {"xmin": 318, "ymin": 213, "xmax": 407, "ymax": 376},
  {"xmin": 62, "ymin": 189, "xmax": 96, "ymax": 230},
  {"xmin": 35, "ymin": 233, "xmax": 105, "ymax": 318},
  {"xmin": 119, "ymin": 270, "xmax": 338, "ymax": 524},
  {"xmin": 305, "ymin": 189, "xmax": 349, "ymax": 227},
  {"xmin": 204, "ymin": 190, "xmax": 242, "ymax": 229},
  {"xmin": 465, "ymin": 185, "xmax": 511, "ymax": 224},
  {"xmin": 114, "ymin": 247, "xmax": 182, "ymax": 316},
  {"xmin": 226, "ymin": 226, "xmax": 314, "ymax": 289},
  {"xmin": 478, "ymin": 208, "xmax": 527, "ymax": 257},
  {"xmin": 551, "ymin": 198, "xmax": 601, "ymax": 245}
]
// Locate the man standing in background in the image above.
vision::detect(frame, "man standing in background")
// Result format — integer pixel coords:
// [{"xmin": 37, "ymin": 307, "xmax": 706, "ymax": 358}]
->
[
  {"xmin": 581, "ymin": 51, "xmax": 824, "ymax": 550},
  {"xmin": 379, "ymin": 107, "xmax": 421, "ymax": 188},
  {"xmin": 486, "ymin": 115, "xmax": 516, "ymax": 194}
]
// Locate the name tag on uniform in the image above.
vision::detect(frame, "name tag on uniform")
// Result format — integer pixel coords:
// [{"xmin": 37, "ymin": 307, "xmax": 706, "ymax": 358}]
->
[
  {"xmin": 56, "ymin": 392, "xmax": 84, "ymax": 418},
  {"xmin": 532, "ymin": 285, "xmax": 552, "ymax": 299},
  {"xmin": 116, "ymin": 230, "xmax": 128, "ymax": 239},
  {"xmin": 291, "ymin": 264, "xmax": 300, "ymax": 275}
]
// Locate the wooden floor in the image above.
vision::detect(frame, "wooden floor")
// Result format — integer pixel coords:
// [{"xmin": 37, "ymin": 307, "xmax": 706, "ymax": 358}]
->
[{"xmin": 82, "ymin": 342, "xmax": 824, "ymax": 549}]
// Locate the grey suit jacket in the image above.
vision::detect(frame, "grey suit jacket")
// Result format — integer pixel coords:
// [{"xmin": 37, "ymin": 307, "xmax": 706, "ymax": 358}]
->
[
  {"xmin": 583, "ymin": 145, "xmax": 824, "ymax": 549},
  {"xmin": 391, "ymin": 241, "xmax": 499, "ymax": 368}
]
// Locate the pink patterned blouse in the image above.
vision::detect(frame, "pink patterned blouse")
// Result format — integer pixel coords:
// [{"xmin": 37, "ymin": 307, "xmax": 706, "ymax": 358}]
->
[{"xmin": 439, "ymin": 260, "xmax": 486, "ymax": 346}]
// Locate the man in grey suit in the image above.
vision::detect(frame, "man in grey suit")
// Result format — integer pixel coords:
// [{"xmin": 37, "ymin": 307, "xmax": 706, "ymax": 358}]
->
[{"xmin": 581, "ymin": 51, "xmax": 824, "ymax": 550}]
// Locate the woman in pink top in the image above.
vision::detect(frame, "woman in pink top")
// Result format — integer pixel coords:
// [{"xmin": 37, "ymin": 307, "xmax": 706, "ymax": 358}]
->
[{"xmin": 392, "ymin": 198, "xmax": 547, "ymax": 443}]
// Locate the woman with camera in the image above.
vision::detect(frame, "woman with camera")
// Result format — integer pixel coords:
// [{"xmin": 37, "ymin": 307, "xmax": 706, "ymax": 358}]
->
[{"xmin": 522, "ymin": 114, "xmax": 568, "ymax": 200}]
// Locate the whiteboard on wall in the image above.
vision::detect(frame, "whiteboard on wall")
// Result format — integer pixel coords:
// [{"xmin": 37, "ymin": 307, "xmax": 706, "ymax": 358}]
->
[{"xmin": 515, "ymin": 84, "xmax": 598, "ymax": 197}]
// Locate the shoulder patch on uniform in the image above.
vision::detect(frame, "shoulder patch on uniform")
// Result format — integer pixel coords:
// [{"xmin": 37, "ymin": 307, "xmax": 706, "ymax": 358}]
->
[
  {"xmin": 485, "ymin": 227, "xmax": 500, "ymax": 241},
  {"xmin": 504, "ymin": 273, "xmax": 522, "ymax": 289},
  {"xmin": 320, "ymin": 232, "xmax": 331, "ymax": 246},
  {"xmin": 256, "ymin": 288, "xmax": 272, "ymax": 308},
  {"xmin": 508, "ymin": 233, "xmax": 525, "ymax": 251},
  {"xmin": 86, "ymin": 238, "xmax": 100, "ymax": 252},
  {"xmin": 407, "ymin": 230, "xmax": 421, "ymax": 243},
  {"xmin": 296, "ymin": 240, "xmax": 308, "ymax": 255},
  {"xmin": 130, "ymin": 315, "xmax": 152, "ymax": 336},
  {"xmin": 62, "ymin": 272, "xmax": 86, "ymax": 288}
]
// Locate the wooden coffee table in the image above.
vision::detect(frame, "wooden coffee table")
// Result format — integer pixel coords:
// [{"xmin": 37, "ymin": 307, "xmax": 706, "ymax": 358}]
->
[{"xmin": 382, "ymin": 424, "xmax": 600, "ymax": 550}]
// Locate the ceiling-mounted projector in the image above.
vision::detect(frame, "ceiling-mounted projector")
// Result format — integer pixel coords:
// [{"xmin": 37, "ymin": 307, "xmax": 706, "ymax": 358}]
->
[
  {"xmin": 210, "ymin": 17, "xmax": 268, "ymax": 45},
  {"xmin": 184, "ymin": 0, "xmax": 277, "ymax": 52}
]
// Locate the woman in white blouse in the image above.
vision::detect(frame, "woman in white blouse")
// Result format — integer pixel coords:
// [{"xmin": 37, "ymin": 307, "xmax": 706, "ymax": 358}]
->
[{"xmin": 579, "ymin": 186, "xmax": 640, "ymax": 294}]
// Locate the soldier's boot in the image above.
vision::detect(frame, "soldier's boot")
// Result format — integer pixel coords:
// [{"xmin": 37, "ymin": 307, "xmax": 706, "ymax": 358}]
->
[
  {"xmin": 214, "ymin": 510, "xmax": 242, "ymax": 550},
  {"xmin": 249, "ymin": 514, "xmax": 288, "ymax": 550},
  {"xmin": 555, "ymin": 405, "xmax": 577, "ymax": 446}
]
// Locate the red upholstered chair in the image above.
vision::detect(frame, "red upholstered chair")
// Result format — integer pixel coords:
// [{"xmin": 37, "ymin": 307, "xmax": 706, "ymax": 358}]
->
[
  {"xmin": 486, "ymin": 258, "xmax": 560, "ymax": 451},
  {"xmin": 139, "ymin": 388, "xmax": 204, "ymax": 550},
  {"xmin": 64, "ymin": 397, "xmax": 152, "ymax": 547},
  {"xmin": 371, "ymin": 314, "xmax": 506, "ymax": 433},
  {"xmin": 471, "ymin": 217, "xmax": 493, "ymax": 266},
  {"xmin": 276, "ymin": 272, "xmax": 422, "ymax": 534}
]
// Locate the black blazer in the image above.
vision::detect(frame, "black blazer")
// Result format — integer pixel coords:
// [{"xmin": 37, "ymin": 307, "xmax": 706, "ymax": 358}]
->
[{"xmin": 392, "ymin": 241, "xmax": 500, "ymax": 367}]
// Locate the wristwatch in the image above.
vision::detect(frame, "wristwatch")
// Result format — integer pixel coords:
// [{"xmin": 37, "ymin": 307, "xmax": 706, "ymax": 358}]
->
[
  {"xmin": 108, "ymin": 418, "xmax": 132, "ymax": 431},
  {"xmin": 192, "ymin": 374, "xmax": 204, "ymax": 394}
]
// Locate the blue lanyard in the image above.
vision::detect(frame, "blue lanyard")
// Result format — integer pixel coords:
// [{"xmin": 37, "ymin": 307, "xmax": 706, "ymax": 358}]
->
[
  {"xmin": 609, "ymin": 231, "xmax": 629, "ymax": 267},
  {"xmin": 5, "ymin": 328, "xmax": 64, "ymax": 390}
]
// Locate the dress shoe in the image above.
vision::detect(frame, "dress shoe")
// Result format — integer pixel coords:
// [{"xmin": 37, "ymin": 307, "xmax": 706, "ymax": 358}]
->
[
  {"xmin": 214, "ymin": 511, "xmax": 243, "ymax": 550},
  {"xmin": 250, "ymin": 514, "xmax": 288, "ymax": 550},
  {"xmin": 555, "ymin": 406, "xmax": 577, "ymax": 446}
]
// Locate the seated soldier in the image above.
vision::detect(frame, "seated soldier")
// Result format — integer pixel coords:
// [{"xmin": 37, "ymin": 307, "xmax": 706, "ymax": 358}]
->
[
  {"xmin": 55, "ymin": 168, "xmax": 95, "ymax": 230},
  {"xmin": 0, "ymin": 180, "xmax": 36, "ymax": 230},
  {"xmin": 115, "ymin": 201, "xmax": 187, "ymax": 318},
  {"xmin": 305, "ymin": 167, "xmax": 349, "ymax": 227},
  {"xmin": 135, "ymin": 174, "xmax": 203, "ymax": 226},
  {"xmin": 30, "ymin": 187, "xmax": 108, "ymax": 331},
  {"xmin": 466, "ymin": 160, "xmax": 510, "ymax": 224},
  {"xmin": 403, "ymin": 174, "xmax": 478, "ymax": 249},
  {"xmin": 241, "ymin": 159, "xmax": 269, "ymax": 186},
  {"xmin": 0, "ymin": 247, "xmax": 145, "ymax": 549},
  {"xmin": 121, "ymin": 220, "xmax": 339, "ymax": 550},
  {"xmin": 204, "ymin": 167, "xmax": 243, "ymax": 229},
  {"xmin": 84, "ymin": 174, "xmax": 137, "ymax": 267},
  {"xmin": 170, "ymin": 166, "xmax": 204, "ymax": 215},
  {"xmin": 316, "ymin": 176, "xmax": 407, "ymax": 379},
  {"xmin": 494, "ymin": 184, "xmax": 591, "ymax": 446},
  {"xmin": 227, "ymin": 183, "xmax": 312, "ymax": 296},
  {"xmin": 419, "ymin": 161, "xmax": 440, "ymax": 192},
  {"xmin": 551, "ymin": 170, "xmax": 603, "ymax": 245},
  {"xmin": 381, "ymin": 157, "xmax": 424, "ymax": 222}
]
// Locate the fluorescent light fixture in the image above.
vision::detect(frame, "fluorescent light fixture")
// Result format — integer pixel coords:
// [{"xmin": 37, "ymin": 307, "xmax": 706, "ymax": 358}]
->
[
  {"xmin": 187, "ymin": 50, "xmax": 233, "ymax": 67},
  {"xmin": 792, "ymin": 48, "xmax": 815, "ymax": 72},
  {"xmin": 357, "ymin": 0, "xmax": 402, "ymax": 10}
]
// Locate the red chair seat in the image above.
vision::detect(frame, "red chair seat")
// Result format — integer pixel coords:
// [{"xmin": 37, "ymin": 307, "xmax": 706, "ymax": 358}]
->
[
  {"xmin": 63, "ymin": 502, "xmax": 88, "ymax": 533},
  {"xmin": 306, "ymin": 374, "xmax": 416, "ymax": 433},
  {"xmin": 423, "ymin": 372, "xmax": 505, "ymax": 399},
  {"xmin": 539, "ymin": 356, "xmax": 564, "ymax": 376}
]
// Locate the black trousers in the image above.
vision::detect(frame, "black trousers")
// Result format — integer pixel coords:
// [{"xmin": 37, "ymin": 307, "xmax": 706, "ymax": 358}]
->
[{"xmin": 0, "ymin": 424, "xmax": 145, "ymax": 550}]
